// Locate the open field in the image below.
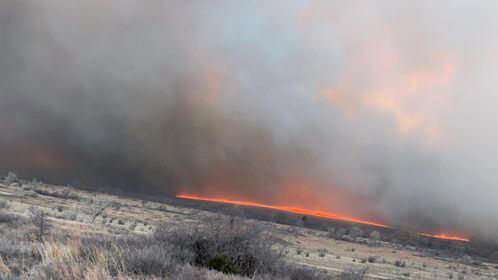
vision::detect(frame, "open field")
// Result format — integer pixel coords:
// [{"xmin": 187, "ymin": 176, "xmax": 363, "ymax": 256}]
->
[{"xmin": 0, "ymin": 176, "xmax": 497, "ymax": 279}]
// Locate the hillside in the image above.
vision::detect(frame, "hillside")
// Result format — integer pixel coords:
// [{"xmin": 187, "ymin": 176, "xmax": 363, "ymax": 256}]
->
[{"xmin": 0, "ymin": 175, "xmax": 497, "ymax": 279}]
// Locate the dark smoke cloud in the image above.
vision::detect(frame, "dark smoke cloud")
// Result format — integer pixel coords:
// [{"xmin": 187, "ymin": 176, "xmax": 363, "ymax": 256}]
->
[{"xmin": 1, "ymin": 1, "xmax": 498, "ymax": 239}]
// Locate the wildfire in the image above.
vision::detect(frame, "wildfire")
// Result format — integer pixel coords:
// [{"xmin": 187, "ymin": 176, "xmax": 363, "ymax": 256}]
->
[
  {"xmin": 176, "ymin": 194, "xmax": 470, "ymax": 242},
  {"xmin": 177, "ymin": 194, "xmax": 389, "ymax": 228},
  {"xmin": 417, "ymin": 233, "xmax": 469, "ymax": 242}
]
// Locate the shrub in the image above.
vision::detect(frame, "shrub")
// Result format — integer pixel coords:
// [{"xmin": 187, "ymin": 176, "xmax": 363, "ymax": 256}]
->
[
  {"xmin": 129, "ymin": 222, "xmax": 137, "ymax": 230},
  {"xmin": 29, "ymin": 207, "xmax": 51, "ymax": 242},
  {"xmin": 369, "ymin": 230, "xmax": 381, "ymax": 240},
  {"xmin": 83, "ymin": 196, "xmax": 113, "ymax": 223},
  {"xmin": 394, "ymin": 260, "xmax": 406, "ymax": 267},
  {"xmin": 207, "ymin": 255, "xmax": 238, "ymax": 274},
  {"xmin": 28, "ymin": 191, "xmax": 38, "ymax": 198},
  {"xmin": 121, "ymin": 244, "xmax": 179, "ymax": 276},
  {"xmin": 0, "ymin": 199, "xmax": 10, "ymax": 209},
  {"xmin": 56, "ymin": 189, "xmax": 80, "ymax": 200},
  {"xmin": 462, "ymin": 255, "xmax": 472, "ymax": 264},
  {"xmin": 368, "ymin": 256, "xmax": 376, "ymax": 263},
  {"xmin": 0, "ymin": 236, "xmax": 39, "ymax": 261},
  {"xmin": 340, "ymin": 266, "xmax": 368, "ymax": 280},
  {"xmin": 350, "ymin": 227, "xmax": 364, "ymax": 242},
  {"xmin": 73, "ymin": 213, "xmax": 338, "ymax": 279},
  {"xmin": 280, "ymin": 264, "xmax": 331, "ymax": 280},
  {"xmin": 63, "ymin": 209, "xmax": 78, "ymax": 221},
  {"xmin": 34, "ymin": 189, "xmax": 51, "ymax": 196},
  {"xmin": 4, "ymin": 172, "xmax": 18, "ymax": 184},
  {"xmin": 0, "ymin": 211, "xmax": 27, "ymax": 227},
  {"xmin": 155, "ymin": 215, "xmax": 287, "ymax": 277}
]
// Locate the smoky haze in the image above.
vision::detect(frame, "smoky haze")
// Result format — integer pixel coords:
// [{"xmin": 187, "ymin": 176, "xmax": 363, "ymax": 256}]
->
[{"xmin": 1, "ymin": 1, "xmax": 498, "ymax": 239}]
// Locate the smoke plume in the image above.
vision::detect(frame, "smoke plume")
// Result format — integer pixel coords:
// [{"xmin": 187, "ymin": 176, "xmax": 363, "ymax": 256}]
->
[{"xmin": 1, "ymin": 1, "xmax": 498, "ymax": 239}]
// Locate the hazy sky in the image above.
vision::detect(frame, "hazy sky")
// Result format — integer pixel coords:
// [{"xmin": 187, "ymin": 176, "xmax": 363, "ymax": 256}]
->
[{"xmin": 1, "ymin": 1, "xmax": 498, "ymax": 238}]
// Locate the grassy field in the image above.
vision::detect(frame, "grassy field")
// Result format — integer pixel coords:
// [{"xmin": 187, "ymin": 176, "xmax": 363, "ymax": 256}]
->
[{"xmin": 0, "ymin": 176, "xmax": 497, "ymax": 279}]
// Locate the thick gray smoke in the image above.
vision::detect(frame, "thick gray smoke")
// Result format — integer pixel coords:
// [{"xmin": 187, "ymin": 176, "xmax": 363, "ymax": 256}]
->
[{"xmin": 1, "ymin": 1, "xmax": 498, "ymax": 239}]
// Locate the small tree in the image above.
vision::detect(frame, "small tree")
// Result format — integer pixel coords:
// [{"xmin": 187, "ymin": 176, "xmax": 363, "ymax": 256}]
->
[
  {"xmin": 29, "ymin": 207, "xmax": 51, "ymax": 242},
  {"xmin": 84, "ymin": 196, "xmax": 113, "ymax": 223}
]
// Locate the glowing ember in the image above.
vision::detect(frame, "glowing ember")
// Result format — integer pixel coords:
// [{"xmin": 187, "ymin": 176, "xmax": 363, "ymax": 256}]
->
[{"xmin": 177, "ymin": 194, "xmax": 470, "ymax": 242}]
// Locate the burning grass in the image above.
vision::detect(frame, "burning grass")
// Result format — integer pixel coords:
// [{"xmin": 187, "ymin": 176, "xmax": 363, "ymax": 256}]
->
[{"xmin": 177, "ymin": 194, "xmax": 470, "ymax": 242}]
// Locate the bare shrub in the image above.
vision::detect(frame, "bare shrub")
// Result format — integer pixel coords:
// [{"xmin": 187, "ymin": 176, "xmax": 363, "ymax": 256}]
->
[
  {"xmin": 28, "ymin": 191, "xmax": 38, "ymax": 198},
  {"xmin": 279, "ymin": 264, "xmax": 331, "ymax": 280},
  {"xmin": 63, "ymin": 209, "xmax": 78, "ymax": 221},
  {"xmin": 83, "ymin": 196, "xmax": 113, "ymax": 223},
  {"xmin": 4, "ymin": 172, "xmax": 18, "ymax": 184},
  {"xmin": 29, "ymin": 207, "xmax": 51, "ymax": 242},
  {"xmin": 394, "ymin": 260, "xmax": 406, "ymax": 267},
  {"xmin": 120, "ymin": 243, "xmax": 179, "ymax": 276},
  {"xmin": 318, "ymin": 248, "xmax": 328, "ymax": 257},
  {"xmin": 65, "ymin": 212, "xmax": 336, "ymax": 279},
  {"xmin": 462, "ymin": 255, "xmax": 472, "ymax": 264},
  {"xmin": 340, "ymin": 266, "xmax": 368, "ymax": 280},
  {"xmin": 349, "ymin": 227, "xmax": 364, "ymax": 242},
  {"xmin": 0, "ymin": 236, "xmax": 39, "ymax": 262},
  {"xmin": 154, "ymin": 214, "xmax": 288, "ymax": 277},
  {"xmin": 128, "ymin": 221, "xmax": 137, "ymax": 230},
  {"xmin": 0, "ymin": 211, "xmax": 28, "ymax": 228},
  {"xmin": 0, "ymin": 199, "xmax": 10, "ymax": 209},
  {"xmin": 57, "ymin": 189, "xmax": 80, "ymax": 200}
]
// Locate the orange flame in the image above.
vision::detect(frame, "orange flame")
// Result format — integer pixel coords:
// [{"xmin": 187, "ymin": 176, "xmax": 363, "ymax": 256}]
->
[
  {"xmin": 177, "ymin": 194, "xmax": 389, "ymax": 228},
  {"xmin": 416, "ymin": 233, "xmax": 469, "ymax": 242},
  {"xmin": 176, "ymin": 194, "xmax": 469, "ymax": 242}
]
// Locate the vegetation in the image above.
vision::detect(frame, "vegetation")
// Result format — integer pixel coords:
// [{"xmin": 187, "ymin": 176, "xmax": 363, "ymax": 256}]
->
[
  {"xmin": 83, "ymin": 196, "xmax": 113, "ymax": 223},
  {"xmin": 29, "ymin": 207, "xmax": 52, "ymax": 242},
  {"xmin": 0, "ymin": 174, "xmax": 496, "ymax": 280}
]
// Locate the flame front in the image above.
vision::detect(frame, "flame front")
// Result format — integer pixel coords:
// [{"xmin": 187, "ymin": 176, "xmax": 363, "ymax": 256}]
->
[
  {"xmin": 177, "ymin": 194, "xmax": 390, "ymax": 228},
  {"xmin": 417, "ymin": 233, "xmax": 469, "ymax": 242},
  {"xmin": 176, "ymin": 194, "xmax": 470, "ymax": 242}
]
